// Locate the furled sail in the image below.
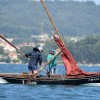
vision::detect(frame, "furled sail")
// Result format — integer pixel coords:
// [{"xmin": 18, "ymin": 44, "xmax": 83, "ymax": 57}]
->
[{"xmin": 52, "ymin": 34, "xmax": 99, "ymax": 76}]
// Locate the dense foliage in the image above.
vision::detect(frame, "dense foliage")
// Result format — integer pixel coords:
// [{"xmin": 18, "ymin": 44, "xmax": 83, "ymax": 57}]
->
[
  {"xmin": 0, "ymin": 36, "xmax": 100, "ymax": 64},
  {"xmin": 0, "ymin": 0, "xmax": 100, "ymax": 64},
  {"xmin": 0, "ymin": 47, "xmax": 4, "ymax": 54},
  {"xmin": 67, "ymin": 36, "xmax": 100, "ymax": 64},
  {"xmin": 43, "ymin": 35, "xmax": 100, "ymax": 64},
  {"xmin": 0, "ymin": 0, "xmax": 100, "ymax": 39}
]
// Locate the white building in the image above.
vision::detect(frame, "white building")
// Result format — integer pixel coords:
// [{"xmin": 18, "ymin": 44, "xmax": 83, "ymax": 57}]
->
[{"xmin": 31, "ymin": 33, "xmax": 50, "ymax": 42}]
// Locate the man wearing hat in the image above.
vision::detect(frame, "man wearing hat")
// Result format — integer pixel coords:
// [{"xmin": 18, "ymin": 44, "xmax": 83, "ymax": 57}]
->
[
  {"xmin": 47, "ymin": 49, "xmax": 57, "ymax": 75},
  {"xmin": 25, "ymin": 47, "xmax": 42, "ymax": 75}
]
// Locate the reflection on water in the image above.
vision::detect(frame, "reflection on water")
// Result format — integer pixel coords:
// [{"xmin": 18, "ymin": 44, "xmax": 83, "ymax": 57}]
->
[{"xmin": 82, "ymin": 83, "xmax": 100, "ymax": 86}]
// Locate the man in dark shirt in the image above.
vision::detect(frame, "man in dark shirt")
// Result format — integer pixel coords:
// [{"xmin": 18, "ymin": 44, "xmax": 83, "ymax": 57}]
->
[{"xmin": 25, "ymin": 47, "xmax": 42, "ymax": 75}]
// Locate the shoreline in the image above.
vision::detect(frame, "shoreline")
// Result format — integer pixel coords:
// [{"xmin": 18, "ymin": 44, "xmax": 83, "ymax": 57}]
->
[
  {"xmin": 0, "ymin": 62, "xmax": 100, "ymax": 67},
  {"xmin": 78, "ymin": 63, "xmax": 100, "ymax": 67}
]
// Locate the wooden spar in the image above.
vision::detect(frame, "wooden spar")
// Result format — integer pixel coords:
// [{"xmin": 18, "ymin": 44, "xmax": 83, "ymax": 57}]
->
[
  {"xmin": 32, "ymin": 0, "xmax": 64, "ymax": 78},
  {"xmin": 40, "ymin": 0, "xmax": 65, "ymax": 45},
  {"xmin": 0, "ymin": 34, "xmax": 25, "ymax": 57},
  {"xmin": 33, "ymin": 48, "xmax": 61, "ymax": 78}
]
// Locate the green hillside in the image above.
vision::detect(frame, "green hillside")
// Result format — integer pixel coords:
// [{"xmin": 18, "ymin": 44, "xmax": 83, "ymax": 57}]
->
[
  {"xmin": 0, "ymin": 0, "xmax": 100, "ymax": 38},
  {"xmin": 43, "ymin": 35, "xmax": 100, "ymax": 64}
]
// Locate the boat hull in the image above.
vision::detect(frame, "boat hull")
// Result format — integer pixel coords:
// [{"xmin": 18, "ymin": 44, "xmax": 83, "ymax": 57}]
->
[{"xmin": 0, "ymin": 73, "xmax": 100, "ymax": 85}]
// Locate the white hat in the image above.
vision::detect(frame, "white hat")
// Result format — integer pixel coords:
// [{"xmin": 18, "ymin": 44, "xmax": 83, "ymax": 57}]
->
[{"xmin": 38, "ymin": 47, "xmax": 44, "ymax": 52}]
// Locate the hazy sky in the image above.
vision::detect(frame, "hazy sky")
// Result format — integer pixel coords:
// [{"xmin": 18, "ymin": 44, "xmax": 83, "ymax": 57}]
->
[{"xmin": 75, "ymin": 0, "xmax": 100, "ymax": 4}]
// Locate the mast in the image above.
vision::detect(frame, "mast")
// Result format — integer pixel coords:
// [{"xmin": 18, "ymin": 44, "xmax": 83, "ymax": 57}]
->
[{"xmin": 40, "ymin": 0, "xmax": 65, "ymax": 45}]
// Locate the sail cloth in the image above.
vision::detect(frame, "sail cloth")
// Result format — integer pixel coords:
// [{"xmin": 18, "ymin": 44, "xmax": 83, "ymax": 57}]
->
[{"xmin": 52, "ymin": 34, "xmax": 99, "ymax": 76}]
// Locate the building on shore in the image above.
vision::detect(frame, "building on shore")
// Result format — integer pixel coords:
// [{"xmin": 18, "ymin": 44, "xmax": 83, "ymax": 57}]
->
[{"xmin": 8, "ymin": 52, "xmax": 18, "ymax": 60}]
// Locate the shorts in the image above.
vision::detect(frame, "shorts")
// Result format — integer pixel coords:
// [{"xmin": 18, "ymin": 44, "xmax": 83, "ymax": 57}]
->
[{"xmin": 28, "ymin": 65, "xmax": 38, "ymax": 71}]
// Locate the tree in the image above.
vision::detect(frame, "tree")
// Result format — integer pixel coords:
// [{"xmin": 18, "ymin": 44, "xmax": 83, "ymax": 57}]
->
[{"xmin": 0, "ymin": 47, "xmax": 4, "ymax": 54}]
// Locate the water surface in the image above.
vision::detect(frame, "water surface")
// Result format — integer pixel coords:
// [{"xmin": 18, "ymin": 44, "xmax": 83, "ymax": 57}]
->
[{"xmin": 0, "ymin": 64, "xmax": 100, "ymax": 100}]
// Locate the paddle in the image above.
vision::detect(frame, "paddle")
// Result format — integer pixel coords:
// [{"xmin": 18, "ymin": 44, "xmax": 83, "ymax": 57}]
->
[
  {"xmin": 0, "ymin": 34, "xmax": 26, "ymax": 57},
  {"xmin": 33, "ymin": 48, "xmax": 61, "ymax": 78}
]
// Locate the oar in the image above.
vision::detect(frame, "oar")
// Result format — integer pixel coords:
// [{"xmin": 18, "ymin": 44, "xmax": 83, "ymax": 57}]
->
[
  {"xmin": 33, "ymin": 48, "xmax": 61, "ymax": 78},
  {"xmin": 0, "ymin": 34, "xmax": 25, "ymax": 57}
]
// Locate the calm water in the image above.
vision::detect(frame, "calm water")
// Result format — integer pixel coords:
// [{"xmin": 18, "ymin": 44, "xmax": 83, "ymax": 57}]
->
[{"xmin": 0, "ymin": 64, "xmax": 100, "ymax": 100}]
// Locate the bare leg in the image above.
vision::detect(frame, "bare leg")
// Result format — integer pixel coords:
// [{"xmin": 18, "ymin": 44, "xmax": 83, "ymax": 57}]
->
[
  {"xmin": 29, "ymin": 70, "xmax": 33, "ymax": 75},
  {"xmin": 34, "ymin": 70, "xmax": 38, "ymax": 74}
]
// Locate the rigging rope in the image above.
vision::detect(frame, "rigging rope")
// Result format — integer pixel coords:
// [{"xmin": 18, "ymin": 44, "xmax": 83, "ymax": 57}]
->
[
  {"xmin": 32, "ymin": 0, "xmax": 57, "ymax": 47},
  {"xmin": 32, "ymin": 0, "xmax": 43, "ymax": 34}
]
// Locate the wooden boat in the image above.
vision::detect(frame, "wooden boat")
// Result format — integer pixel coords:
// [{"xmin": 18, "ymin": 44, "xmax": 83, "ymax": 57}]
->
[
  {"xmin": 0, "ymin": 73, "xmax": 100, "ymax": 85},
  {"xmin": 0, "ymin": 0, "xmax": 100, "ymax": 85}
]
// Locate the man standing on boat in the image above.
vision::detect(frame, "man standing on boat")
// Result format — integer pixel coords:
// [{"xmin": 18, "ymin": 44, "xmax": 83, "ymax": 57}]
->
[
  {"xmin": 47, "ymin": 49, "xmax": 57, "ymax": 75},
  {"xmin": 25, "ymin": 47, "xmax": 43, "ymax": 75}
]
